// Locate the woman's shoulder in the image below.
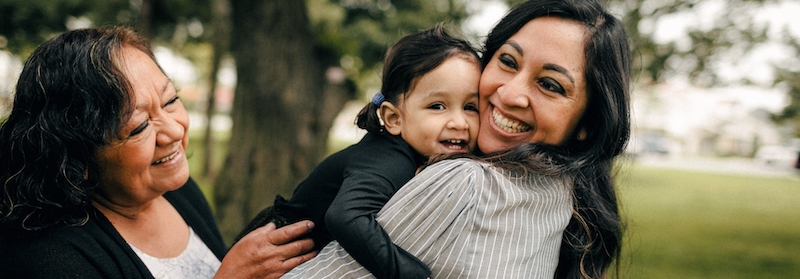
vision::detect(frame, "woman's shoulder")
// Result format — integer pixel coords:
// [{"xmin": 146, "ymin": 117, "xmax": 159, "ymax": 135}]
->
[
  {"xmin": 421, "ymin": 157, "xmax": 510, "ymax": 180},
  {"xmin": 425, "ymin": 157, "xmax": 490, "ymax": 171},
  {"xmin": 396, "ymin": 158, "xmax": 486, "ymax": 193},
  {"xmin": 0, "ymin": 223, "xmax": 117, "ymax": 277},
  {"xmin": 426, "ymin": 157, "xmax": 572, "ymax": 192},
  {"xmin": 405, "ymin": 158, "xmax": 495, "ymax": 191}
]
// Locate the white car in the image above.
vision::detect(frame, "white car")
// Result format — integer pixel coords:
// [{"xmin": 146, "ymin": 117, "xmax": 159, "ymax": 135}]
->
[{"xmin": 754, "ymin": 145, "xmax": 800, "ymax": 167}]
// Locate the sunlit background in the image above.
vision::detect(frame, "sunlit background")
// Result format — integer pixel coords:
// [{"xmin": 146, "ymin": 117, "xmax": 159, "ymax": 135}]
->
[{"xmin": 1, "ymin": 0, "xmax": 798, "ymax": 278}]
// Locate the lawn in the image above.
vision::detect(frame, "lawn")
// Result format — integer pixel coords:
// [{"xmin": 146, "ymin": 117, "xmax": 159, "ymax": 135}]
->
[{"xmin": 616, "ymin": 165, "xmax": 800, "ymax": 278}]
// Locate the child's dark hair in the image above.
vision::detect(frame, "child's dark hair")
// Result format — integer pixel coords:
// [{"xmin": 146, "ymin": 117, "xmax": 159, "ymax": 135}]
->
[{"xmin": 355, "ymin": 24, "xmax": 479, "ymax": 134}]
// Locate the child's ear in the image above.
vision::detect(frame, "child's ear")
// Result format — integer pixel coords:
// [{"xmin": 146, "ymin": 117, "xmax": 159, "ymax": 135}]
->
[{"xmin": 380, "ymin": 103, "xmax": 402, "ymax": 136}]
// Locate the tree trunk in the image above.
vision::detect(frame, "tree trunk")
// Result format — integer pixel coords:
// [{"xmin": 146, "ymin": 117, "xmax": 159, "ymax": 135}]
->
[
  {"xmin": 214, "ymin": 0, "xmax": 353, "ymax": 243},
  {"xmin": 135, "ymin": 0, "xmax": 155, "ymax": 39},
  {"xmin": 202, "ymin": 0, "xmax": 232, "ymax": 178}
]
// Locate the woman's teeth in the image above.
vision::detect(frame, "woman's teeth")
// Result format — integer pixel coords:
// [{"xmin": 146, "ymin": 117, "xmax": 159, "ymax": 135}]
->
[
  {"xmin": 153, "ymin": 151, "xmax": 178, "ymax": 165},
  {"xmin": 493, "ymin": 110, "xmax": 532, "ymax": 133}
]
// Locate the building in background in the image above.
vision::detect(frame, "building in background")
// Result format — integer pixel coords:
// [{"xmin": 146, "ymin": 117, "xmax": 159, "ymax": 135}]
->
[{"xmin": 629, "ymin": 81, "xmax": 796, "ymax": 160}]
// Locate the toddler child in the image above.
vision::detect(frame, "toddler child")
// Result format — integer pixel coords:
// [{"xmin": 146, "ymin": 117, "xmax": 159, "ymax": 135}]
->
[{"xmin": 239, "ymin": 25, "xmax": 481, "ymax": 279}]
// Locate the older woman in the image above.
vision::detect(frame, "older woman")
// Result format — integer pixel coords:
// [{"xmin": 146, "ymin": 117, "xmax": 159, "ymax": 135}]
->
[
  {"xmin": 284, "ymin": 0, "xmax": 631, "ymax": 278},
  {"xmin": 0, "ymin": 27, "xmax": 315, "ymax": 278}
]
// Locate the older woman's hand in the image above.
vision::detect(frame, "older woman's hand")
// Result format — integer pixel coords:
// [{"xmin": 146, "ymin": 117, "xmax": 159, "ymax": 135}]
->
[{"xmin": 215, "ymin": 220, "xmax": 317, "ymax": 279}]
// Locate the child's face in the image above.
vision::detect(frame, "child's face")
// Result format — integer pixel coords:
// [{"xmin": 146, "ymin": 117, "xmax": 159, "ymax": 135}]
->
[{"xmin": 390, "ymin": 56, "xmax": 481, "ymax": 157}]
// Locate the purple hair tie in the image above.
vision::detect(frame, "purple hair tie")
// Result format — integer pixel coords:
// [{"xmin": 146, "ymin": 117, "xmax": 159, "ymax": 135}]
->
[{"xmin": 371, "ymin": 92, "xmax": 385, "ymax": 106}]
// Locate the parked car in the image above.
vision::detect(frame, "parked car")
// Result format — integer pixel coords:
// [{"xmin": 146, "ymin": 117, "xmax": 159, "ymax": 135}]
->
[
  {"xmin": 795, "ymin": 151, "xmax": 800, "ymax": 169},
  {"xmin": 754, "ymin": 145, "xmax": 800, "ymax": 167}
]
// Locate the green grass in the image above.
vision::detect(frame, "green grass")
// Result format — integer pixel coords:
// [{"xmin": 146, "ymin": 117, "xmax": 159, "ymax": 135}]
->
[{"xmin": 616, "ymin": 165, "xmax": 800, "ymax": 278}]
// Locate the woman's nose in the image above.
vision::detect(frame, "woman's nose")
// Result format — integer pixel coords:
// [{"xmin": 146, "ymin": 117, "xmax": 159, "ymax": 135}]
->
[
  {"xmin": 156, "ymin": 114, "xmax": 184, "ymax": 146},
  {"xmin": 496, "ymin": 78, "xmax": 531, "ymax": 109}
]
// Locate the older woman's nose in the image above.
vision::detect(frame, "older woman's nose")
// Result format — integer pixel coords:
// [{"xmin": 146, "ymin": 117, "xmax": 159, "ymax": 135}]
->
[{"xmin": 156, "ymin": 114, "xmax": 185, "ymax": 146}]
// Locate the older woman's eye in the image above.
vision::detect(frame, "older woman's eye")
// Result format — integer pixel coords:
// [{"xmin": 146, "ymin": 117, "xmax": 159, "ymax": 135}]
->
[
  {"xmin": 538, "ymin": 78, "xmax": 565, "ymax": 95},
  {"xmin": 164, "ymin": 96, "xmax": 180, "ymax": 107},
  {"xmin": 498, "ymin": 54, "xmax": 518, "ymax": 70},
  {"xmin": 129, "ymin": 121, "xmax": 148, "ymax": 137}
]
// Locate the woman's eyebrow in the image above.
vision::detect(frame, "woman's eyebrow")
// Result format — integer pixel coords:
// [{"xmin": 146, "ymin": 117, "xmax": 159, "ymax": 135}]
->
[
  {"xmin": 505, "ymin": 40, "xmax": 575, "ymax": 85},
  {"xmin": 162, "ymin": 79, "xmax": 172, "ymax": 95},
  {"xmin": 543, "ymin": 64, "xmax": 575, "ymax": 85},
  {"xmin": 504, "ymin": 41, "xmax": 523, "ymax": 55}
]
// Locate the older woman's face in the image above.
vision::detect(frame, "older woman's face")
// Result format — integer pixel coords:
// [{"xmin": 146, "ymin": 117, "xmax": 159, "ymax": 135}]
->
[
  {"xmin": 478, "ymin": 17, "xmax": 589, "ymax": 154},
  {"xmin": 94, "ymin": 46, "xmax": 190, "ymax": 204}
]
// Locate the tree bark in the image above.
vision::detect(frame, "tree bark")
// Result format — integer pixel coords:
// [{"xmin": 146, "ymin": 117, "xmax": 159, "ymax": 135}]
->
[
  {"xmin": 202, "ymin": 0, "xmax": 232, "ymax": 177},
  {"xmin": 214, "ymin": 0, "xmax": 353, "ymax": 243},
  {"xmin": 135, "ymin": 0, "xmax": 155, "ymax": 39}
]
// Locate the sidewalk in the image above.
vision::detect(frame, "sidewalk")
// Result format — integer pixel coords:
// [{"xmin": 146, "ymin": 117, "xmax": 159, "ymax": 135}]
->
[{"xmin": 633, "ymin": 155, "xmax": 800, "ymax": 179}]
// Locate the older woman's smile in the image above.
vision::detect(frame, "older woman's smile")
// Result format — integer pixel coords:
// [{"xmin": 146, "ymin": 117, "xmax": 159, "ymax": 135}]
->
[{"xmin": 153, "ymin": 149, "xmax": 181, "ymax": 165}]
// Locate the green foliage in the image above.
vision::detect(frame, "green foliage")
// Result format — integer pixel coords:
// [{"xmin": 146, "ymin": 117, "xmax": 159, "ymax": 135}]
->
[
  {"xmin": 0, "ymin": 0, "xmax": 211, "ymax": 55},
  {"xmin": 0, "ymin": 0, "xmax": 473, "ymax": 103},
  {"xmin": 771, "ymin": 33, "xmax": 800, "ymax": 137},
  {"xmin": 605, "ymin": 0, "xmax": 799, "ymax": 134},
  {"xmin": 307, "ymin": 0, "xmax": 471, "ymax": 98},
  {"xmin": 617, "ymin": 165, "xmax": 800, "ymax": 278},
  {"xmin": 608, "ymin": 0, "xmax": 772, "ymax": 86},
  {"xmin": 0, "ymin": 0, "xmax": 118, "ymax": 54}
]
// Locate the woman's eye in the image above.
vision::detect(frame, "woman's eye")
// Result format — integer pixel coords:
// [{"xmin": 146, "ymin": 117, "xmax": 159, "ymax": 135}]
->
[
  {"xmin": 129, "ymin": 121, "xmax": 148, "ymax": 137},
  {"xmin": 465, "ymin": 103, "xmax": 479, "ymax": 112},
  {"xmin": 498, "ymin": 54, "xmax": 518, "ymax": 69},
  {"xmin": 538, "ymin": 78, "xmax": 566, "ymax": 95},
  {"xmin": 428, "ymin": 103, "xmax": 445, "ymax": 110},
  {"xmin": 165, "ymin": 96, "xmax": 180, "ymax": 107}
]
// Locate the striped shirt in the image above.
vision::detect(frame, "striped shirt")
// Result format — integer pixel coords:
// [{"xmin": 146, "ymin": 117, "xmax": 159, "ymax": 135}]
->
[{"xmin": 283, "ymin": 158, "xmax": 572, "ymax": 279}]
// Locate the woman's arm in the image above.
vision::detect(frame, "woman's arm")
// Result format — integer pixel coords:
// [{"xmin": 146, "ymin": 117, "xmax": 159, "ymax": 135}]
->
[
  {"xmin": 323, "ymin": 136, "xmax": 430, "ymax": 279},
  {"xmin": 324, "ymin": 168, "xmax": 431, "ymax": 279},
  {"xmin": 281, "ymin": 159, "xmax": 479, "ymax": 279},
  {"xmin": 215, "ymin": 221, "xmax": 317, "ymax": 279}
]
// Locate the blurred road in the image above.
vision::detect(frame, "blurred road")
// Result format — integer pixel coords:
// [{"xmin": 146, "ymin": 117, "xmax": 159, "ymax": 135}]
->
[{"xmin": 634, "ymin": 155, "xmax": 800, "ymax": 179}]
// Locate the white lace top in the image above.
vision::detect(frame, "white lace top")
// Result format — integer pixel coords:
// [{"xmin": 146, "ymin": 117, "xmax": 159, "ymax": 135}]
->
[{"xmin": 129, "ymin": 227, "xmax": 221, "ymax": 279}]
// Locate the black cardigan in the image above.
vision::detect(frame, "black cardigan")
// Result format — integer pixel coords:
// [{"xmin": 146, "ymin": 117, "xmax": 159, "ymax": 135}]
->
[{"xmin": 0, "ymin": 178, "xmax": 227, "ymax": 279}]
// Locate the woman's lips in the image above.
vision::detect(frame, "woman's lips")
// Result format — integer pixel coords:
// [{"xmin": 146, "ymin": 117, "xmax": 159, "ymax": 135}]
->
[
  {"xmin": 492, "ymin": 109, "xmax": 532, "ymax": 133},
  {"xmin": 152, "ymin": 150, "xmax": 179, "ymax": 165}
]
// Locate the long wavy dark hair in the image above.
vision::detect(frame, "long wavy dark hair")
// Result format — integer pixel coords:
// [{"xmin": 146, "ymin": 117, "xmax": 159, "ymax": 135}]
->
[
  {"xmin": 0, "ymin": 27, "xmax": 153, "ymax": 231},
  {"xmin": 431, "ymin": 0, "xmax": 632, "ymax": 278},
  {"xmin": 355, "ymin": 24, "xmax": 479, "ymax": 133}
]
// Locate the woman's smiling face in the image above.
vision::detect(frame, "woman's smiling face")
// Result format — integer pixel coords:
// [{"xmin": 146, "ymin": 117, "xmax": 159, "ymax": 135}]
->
[
  {"xmin": 478, "ymin": 17, "xmax": 589, "ymax": 154},
  {"xmin": 93, "ymin": 46, "xmax": 190, "ymax": 205}
]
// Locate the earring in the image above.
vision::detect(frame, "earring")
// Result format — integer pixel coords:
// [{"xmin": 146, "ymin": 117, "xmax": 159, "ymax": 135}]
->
[
  {"xmin": 577, "ymin": 128, "xmax": 587, "ymax": 141},
  {"xmin": 376, "ymin": 109, "xmax": 385, "ymax": 127}
]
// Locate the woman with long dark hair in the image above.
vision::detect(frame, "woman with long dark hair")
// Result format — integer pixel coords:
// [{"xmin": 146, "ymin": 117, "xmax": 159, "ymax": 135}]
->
[{"xmin": 285, "ymin": 0, "xmax": 631, "ymax": 278}]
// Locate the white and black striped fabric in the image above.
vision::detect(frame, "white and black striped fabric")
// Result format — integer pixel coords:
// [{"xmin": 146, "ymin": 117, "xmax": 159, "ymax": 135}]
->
[{"xmin": 283, "ymin": 158, "xmax": 572, "ymax": 279}]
